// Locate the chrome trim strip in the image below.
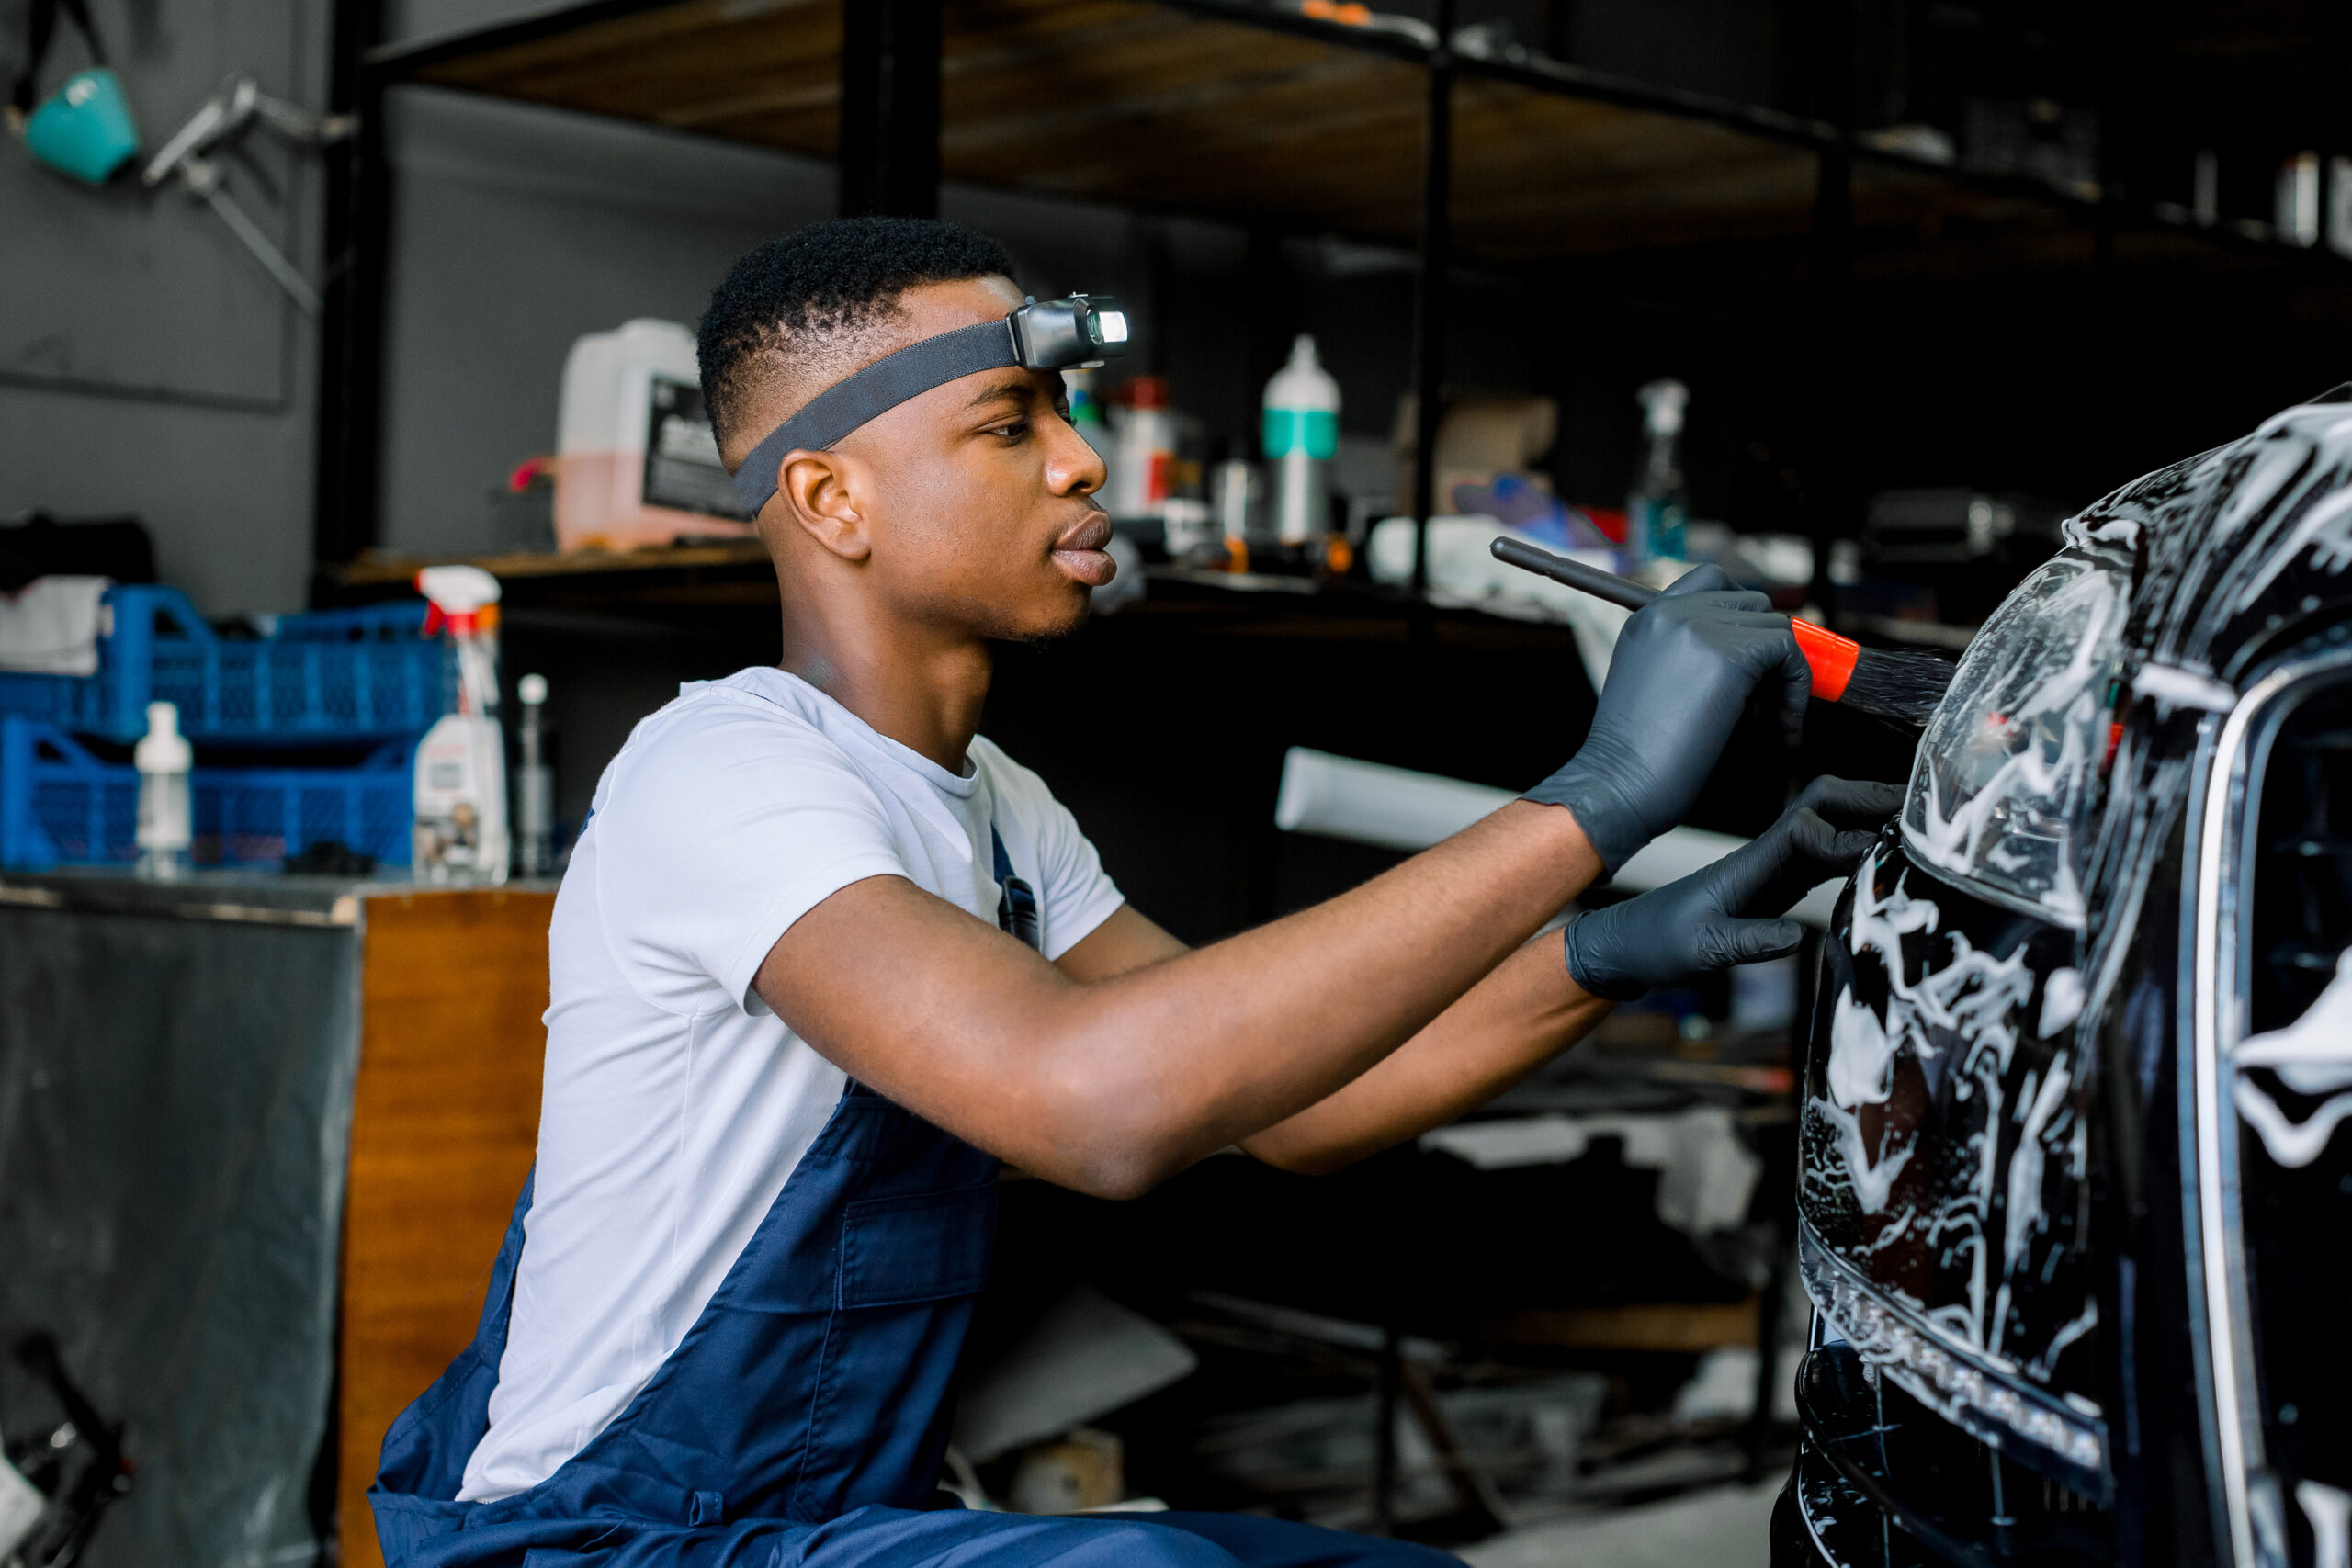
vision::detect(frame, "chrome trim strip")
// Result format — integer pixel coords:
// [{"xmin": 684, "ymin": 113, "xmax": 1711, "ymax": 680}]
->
[
  {"xmin": 2182, "ymin": 717, "xmax": 2234, "ymax": 1564},
  {"xmin": 2187, "ymin": 648, "xmax": 2352, "ymax": 1568}
]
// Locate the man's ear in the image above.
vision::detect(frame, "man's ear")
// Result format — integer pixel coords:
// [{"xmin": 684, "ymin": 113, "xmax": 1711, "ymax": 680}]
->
[{"xmin": 775, "ymin": 449, "xmax": 872, "ymax": 563}]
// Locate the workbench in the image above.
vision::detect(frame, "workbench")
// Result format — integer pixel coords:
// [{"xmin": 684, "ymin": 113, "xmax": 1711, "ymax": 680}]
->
[{"xmin": 0, "ymin": 872, "xmax": 552, "ymax": 1568}]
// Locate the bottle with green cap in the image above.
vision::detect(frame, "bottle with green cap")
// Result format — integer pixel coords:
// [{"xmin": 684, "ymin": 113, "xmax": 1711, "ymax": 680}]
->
[
  {"xmin": 1628, "ymin": 378, "xmax": 1690, "ymax": 567},
  {"xmin": 1262, "ymin": 334, "xmax": 1340, "ymax": 546}
]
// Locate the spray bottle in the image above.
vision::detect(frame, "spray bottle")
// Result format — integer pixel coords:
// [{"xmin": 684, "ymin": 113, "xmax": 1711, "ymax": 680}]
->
[
  {"xmin": 413, "ymin": 565, "xmax": 510, "ymax": 884},
  {"xmin": 134, "ymin": 701, "xmax": 192, "ymax": 880},
  {"xmin": 1263, "ymin": 334, "xmax": 1340, "ymax": 546},
  {"xmin": 1628, "ymin": 378, "xmax": 1690, "ymax": 567}
]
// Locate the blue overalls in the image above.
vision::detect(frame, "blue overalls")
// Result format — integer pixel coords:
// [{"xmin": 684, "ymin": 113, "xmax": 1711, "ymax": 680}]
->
[{"xmin": 368, "ymin": 835, "xmax": 1456, "ymax": 1568}]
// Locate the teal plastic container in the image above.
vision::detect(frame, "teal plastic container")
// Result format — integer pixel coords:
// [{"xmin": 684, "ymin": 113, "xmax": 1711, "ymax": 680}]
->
[{"xmin": 24, "ymin": 67, "xmax": 141, "ymax": 185}]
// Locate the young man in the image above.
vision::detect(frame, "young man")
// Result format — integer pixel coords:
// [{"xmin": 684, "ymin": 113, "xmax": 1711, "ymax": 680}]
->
[{"xmin": 368, "ymin": 219, "xmax": 1898, "ymax": 1568}]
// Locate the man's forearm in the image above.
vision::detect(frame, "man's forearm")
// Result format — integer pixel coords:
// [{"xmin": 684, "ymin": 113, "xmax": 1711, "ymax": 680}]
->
[
  {"xmin": 762, "ymin": 800, "xmax": 1603, "ymax": 1197},
  {"xmin": 1238, "ymin": 932, "xmax": 1611, "ymax": 1175}
]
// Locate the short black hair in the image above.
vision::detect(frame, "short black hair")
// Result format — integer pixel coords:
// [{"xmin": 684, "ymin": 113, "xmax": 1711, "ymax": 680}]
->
[{"xmin": 698, "ymin": 217, "xmax": 1018, "ymax": 451}]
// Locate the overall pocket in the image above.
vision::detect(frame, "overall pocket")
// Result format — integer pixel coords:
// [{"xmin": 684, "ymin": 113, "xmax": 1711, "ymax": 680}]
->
[{"xmin": 836, "ymin": 1184, "xmax": 996, "ymax": 1307}]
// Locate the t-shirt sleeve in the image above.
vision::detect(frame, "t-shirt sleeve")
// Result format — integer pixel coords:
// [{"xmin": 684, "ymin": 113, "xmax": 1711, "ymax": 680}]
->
[
  {"xmin": 594, "ymin": 697, "xmax": 909, "ymax": 1014},
  {"xmin": 974, "ymin": 739, "xmax": 1125, "ymax": 962}
]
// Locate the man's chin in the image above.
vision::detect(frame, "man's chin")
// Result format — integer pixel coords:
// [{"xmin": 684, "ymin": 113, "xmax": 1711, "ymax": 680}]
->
[{"xmin": 982, "ymin": 587, "xmax": 1093, "ymax": 649}]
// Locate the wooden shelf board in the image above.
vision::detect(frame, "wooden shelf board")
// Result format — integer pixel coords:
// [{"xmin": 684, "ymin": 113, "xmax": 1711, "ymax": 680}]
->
[{"xmin": 391, "ymin": 0, "xmax": 2075, "ymax": 264}]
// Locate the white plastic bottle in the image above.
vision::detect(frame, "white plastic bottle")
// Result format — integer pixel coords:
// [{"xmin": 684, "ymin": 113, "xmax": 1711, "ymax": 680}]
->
[
  {"xmin": 1262, "ymin": 335, "xmax": 1340, "ymax": 546},
  {"xmin": 133, "ymin": 700, "xmax": 192, "ymax": 881},
  {"xmin": 1109, "ymin": 376, "xmax": 1177, "ymax": 519},
  {"xmin": 554, "ymin": 319, "xmax": 755, "ymax": 552},
  {"xmin": 514, "ymin": 671, "xmax": 555, "ymax": 878},
  {"xmin": 413, "ymin": 566, "xmax": 511, "ymax": 885}
]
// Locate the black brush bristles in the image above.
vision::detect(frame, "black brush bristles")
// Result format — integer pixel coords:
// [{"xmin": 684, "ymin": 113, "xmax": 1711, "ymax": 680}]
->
[{"xmin": 1840, "ymin": 645, "xmax": 1959, "ymax": 728}]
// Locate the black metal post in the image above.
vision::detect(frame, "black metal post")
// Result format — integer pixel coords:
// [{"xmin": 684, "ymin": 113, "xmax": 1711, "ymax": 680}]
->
[
  {"xmin": 1805, "ymin": 0, "xmax": 1854, "ymax": 623},
  {"xmin": 312, "ymin": 0, "xmax": 390, "ymax": 596},
  {"xmin": 1372, "ymin": 1322, "xmax": 1402, "ymax": 1534},
  {"xmin": 838, "ymin": 0, "xmax": 943, "ymax": 219},
  {"xmin": 2316, "ymin": 0, "xmax": 2346, "ymax": 258},
  {"xmin": 1407, "ymin": 0, "xmax": 1456, "ymax": 598},
  {"xmin": 1743, "ymin": 1223, "xmax": 1790, "ymax": 1479}
]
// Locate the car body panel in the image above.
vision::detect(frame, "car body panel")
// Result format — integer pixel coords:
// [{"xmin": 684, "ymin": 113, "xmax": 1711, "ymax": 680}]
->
[{"xmin": 1791, "ymin": 390, "xmax": 2352, "ymax": 1568}]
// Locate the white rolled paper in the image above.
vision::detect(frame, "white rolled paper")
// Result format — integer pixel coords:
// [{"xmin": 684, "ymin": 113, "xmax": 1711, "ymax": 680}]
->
[{"xmin": 1272, "ymin": 747, "xmax": 1846, "ymax": 929}]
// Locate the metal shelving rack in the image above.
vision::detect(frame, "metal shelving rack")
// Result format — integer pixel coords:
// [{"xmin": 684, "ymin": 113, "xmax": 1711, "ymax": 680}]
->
[{"xmin": 308, "ymin": 0, "xmax": 2347, "ymax": 601}]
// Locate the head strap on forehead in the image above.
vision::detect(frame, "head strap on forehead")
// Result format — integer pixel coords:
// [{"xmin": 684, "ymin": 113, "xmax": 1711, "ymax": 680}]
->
[{"xmin": 729, "ymin": 291, "xmax": 1128, "ymax": 517}]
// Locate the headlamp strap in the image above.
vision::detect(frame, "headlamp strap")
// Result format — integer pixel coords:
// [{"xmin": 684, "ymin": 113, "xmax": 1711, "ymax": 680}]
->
[{"xmin": 731, "ymin": 316, "xmax": 1020, "ymax": 517}]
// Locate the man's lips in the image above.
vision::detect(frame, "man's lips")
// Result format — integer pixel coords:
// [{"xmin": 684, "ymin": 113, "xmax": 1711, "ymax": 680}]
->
[{"xmin": 1051, "ymin": 512, "xmax": 1117, "ymax": 588}]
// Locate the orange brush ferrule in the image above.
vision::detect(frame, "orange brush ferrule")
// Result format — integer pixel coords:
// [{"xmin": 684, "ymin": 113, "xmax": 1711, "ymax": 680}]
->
[{"xmin": 1792, "ymin": 619, "xmax": 1860, "ymax": 704}]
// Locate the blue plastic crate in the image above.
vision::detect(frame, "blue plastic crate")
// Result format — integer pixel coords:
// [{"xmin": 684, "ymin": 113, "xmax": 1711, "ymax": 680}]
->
[
  {"xmin": 271, "ymin": 599, "xmax": 433, "ymax": 642},
  {"xmin": 0, "ymin": 716, "xmax": 415, "ymax": 870},
  {"xmin": 0, "ymin": 585, "xmax": 452, "ymax": 743}
]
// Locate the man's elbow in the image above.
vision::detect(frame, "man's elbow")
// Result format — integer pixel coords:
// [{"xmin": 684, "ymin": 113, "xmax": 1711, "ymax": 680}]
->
[
  {"xmin": 1239, "ymin": 1132, "xmax": 1357, "ymax": 1178},
  {"xmin": 1051, "ymin": 1134, "xmax": 1189, "ymax": 1201}
]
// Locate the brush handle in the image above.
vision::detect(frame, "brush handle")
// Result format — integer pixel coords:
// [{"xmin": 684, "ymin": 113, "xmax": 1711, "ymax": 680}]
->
[
  {"xmin": 1489, "ymin": 536, "xmax": 1657, "ymax": 609},
  {"xmin": 1486, "ymin": 535, "xmax": 1861, "ymax": 704}
]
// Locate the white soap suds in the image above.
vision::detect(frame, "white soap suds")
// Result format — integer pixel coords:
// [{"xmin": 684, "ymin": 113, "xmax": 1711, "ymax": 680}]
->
[
  {"xmin": 2038, "ymin": 968, "xmax": 2085, "ymax": 1038},
  {"xmin": 1827, "ymin": 991, "xmax": 1894, "ymax": 1109},
  {"xmin": 2302, "ymin": 1481, "xmax": 2352, "ymax": 1568},
  {"xmin": 2006, "ymin": 1063, "xmax": 2072, "ymax": 1276},
  {"xmin": 2233, "ymin": 948, "xmax": 2352, "ymax": 1169}
]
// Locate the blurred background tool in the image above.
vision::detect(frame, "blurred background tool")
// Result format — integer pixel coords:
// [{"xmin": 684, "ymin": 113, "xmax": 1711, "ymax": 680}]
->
[{"xmin": 139, "ymin": 73, "xmax": 352, "ymax": 315}]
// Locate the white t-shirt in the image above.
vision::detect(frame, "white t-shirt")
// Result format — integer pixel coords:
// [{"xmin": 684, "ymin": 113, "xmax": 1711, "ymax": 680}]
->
[{"xmin": 456, "ymin": 668, "xmax": 1125, "ymax": 1504}]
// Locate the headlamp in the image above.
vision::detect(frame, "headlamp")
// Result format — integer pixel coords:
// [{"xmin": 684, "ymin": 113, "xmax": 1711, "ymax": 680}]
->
[{"xmin": 730, "ymin": 291, "xmax": 1128, "ymax": 517}]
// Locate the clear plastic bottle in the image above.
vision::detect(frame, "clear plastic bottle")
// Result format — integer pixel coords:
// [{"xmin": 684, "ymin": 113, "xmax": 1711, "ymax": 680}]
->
[
  {"xmin": 1262, "ymin": 335, "xmax": 1340, "ymax": 546},
  {"xmin": 134, "ymin": 700, "xmax": 192, "ymax": 881}
]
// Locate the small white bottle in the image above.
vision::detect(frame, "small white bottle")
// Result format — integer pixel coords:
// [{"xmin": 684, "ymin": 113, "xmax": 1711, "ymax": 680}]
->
[
  {"xmin": 1262, "ymin": 335, "xmax": 1340, "ymax": 546},
  {"xmin": 514, "ymin": 672, "xmax": 555, "ymax": 878},
  {"xmin": 134, "ymin": 701, "xmax": 192, "ymax": 881}
]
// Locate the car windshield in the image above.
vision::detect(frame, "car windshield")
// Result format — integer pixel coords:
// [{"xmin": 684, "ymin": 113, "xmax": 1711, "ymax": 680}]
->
[{"xmin": 1901, "ymin": 547, "xmax": 2132, "ymax": 926}]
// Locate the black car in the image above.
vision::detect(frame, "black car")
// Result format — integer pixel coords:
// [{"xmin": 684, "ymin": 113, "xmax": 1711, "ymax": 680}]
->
[{"xmin": 1776, "ymin": 389, "xmax": 2352, "ymax": 1568}]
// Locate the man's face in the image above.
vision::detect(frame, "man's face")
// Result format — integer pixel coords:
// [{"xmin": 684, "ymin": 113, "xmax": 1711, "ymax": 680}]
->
[{"xmin": 820, "ymin": 276, "xmax": 1114, "ymax": 643}]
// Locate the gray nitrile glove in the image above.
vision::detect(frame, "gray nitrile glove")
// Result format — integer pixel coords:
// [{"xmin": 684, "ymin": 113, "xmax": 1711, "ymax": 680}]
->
[
  {"xmin": 1523, "ymin": 564, "xmax": 1811, "ymax": 874},
  {"xmin": 1560, "ymin": 775, "xmax": 1904, "ymax": 1000}
]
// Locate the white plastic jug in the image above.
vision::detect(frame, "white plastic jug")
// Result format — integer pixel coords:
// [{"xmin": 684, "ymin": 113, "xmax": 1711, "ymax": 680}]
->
[{"xmin": 554, "ymin": 319, "xmax": 754, "ymax": 552}]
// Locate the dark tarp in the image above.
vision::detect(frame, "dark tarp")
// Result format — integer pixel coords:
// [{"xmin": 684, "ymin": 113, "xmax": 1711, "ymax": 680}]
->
[{"xmin": 0, "ymin": 894, "xmax": 358, "ymax": 1568}]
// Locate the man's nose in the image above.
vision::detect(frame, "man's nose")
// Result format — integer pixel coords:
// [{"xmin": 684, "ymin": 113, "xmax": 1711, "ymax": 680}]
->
[{"xmin": 1048, "ymin": 419, "xmax": 1107, "ymax": 497}]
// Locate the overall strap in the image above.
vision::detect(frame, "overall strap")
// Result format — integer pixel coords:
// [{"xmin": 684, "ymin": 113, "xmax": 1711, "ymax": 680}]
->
[
  {"xmin": 12, "ymin": 0, "xmax": 106, "ymax": 115},
  {"xmin": 991, "ymin": 826, "xmax": 1040, "ymax": 952}
]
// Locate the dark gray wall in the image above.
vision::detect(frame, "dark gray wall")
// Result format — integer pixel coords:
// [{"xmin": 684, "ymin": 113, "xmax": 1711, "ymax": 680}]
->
[
  {"xmin": 4, "ymin": 0, "xmax": 1547, "ymax": 610},
  {"xmin": 377, "ymin": 86, "xmax": 1283, "ymax": 557},
  {"xmin": 0, "ymin": 0, "xmax": 331, "ymax": 615},
  {"xmin": 377, "ymin": 88, "xmax": 837, "ymax": 555}
]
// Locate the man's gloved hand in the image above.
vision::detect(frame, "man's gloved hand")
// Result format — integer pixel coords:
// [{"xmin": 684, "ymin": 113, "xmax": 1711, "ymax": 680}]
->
[
  {"xmin": 1559, "ymin": 775, "xmax": 1904, "ymax": 1000},
  {"xmin": 1523, "ymin": 564, "xmax": 1812, "ymax": 874}
]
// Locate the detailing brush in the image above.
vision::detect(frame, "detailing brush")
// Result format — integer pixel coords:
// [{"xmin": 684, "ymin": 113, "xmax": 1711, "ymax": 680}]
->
[{"xmin": 1489, "ymin": 536, "xmax": 1959, "ymax": 728}]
